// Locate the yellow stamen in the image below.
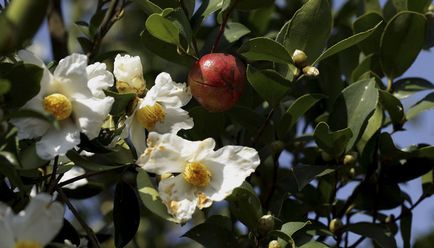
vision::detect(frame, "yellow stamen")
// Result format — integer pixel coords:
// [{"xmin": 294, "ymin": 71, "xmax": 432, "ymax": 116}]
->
[
  {"xmin": 183, "ymin": 162, "xmax": 211, "ymax": 187},
  {"xmin": 43, "ymin": 93, "xmax": 72, "ymax": 120},
  {"xmin": 14, "ymin": 240, "xmax": 43, "ymax": 248},
  {"xmin": 135, "ymin": 103, "xmax": 165, "ymax": 130}
]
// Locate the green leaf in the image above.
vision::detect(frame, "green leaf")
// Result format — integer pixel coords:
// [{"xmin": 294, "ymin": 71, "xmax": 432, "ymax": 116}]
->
[
  {"xmin": 356, "ymin": 104, "xmax": 383, "ymax": 153},
  {"xmin": 235, "ymin": 0, "xmax": 274, "ymax": 10},
  {"xmin": 299, "ymin": 241, "xmax": 329, "ymax": 248},
  {"xmin": 238, "ymin": 37, "xmax": 293, "ymax": 64},
  {"xmin": 183, "ymin": 223, "xmax": 238, "ymax": 248},
  {"xmin": 292, "ymin": 165, "xmax": 335, "ymax": 191},
  {"xmin": 114, "ymin": 180, "xmax": 140, "ymax": 248},
  {"xmin": 281, "ymin": 221, "xmax": 311, "ymax": 237},
  {"xmin": 18, "ymin": 143, "xmax": 49, "ymax": 170},
  {"xmin": 246, "ymin": 65, "xmax": 290, "ymax": 106},
  {"xmin": 345, "ymin": 222, "xmax": 397, "ymax": 248},
  {"xmin": 0, "ymin": 79, "xmax": 10, "ymax": 95},
  {"xmin": 132, "ymin": 0, "xmax": 162, "ymax": 14},
  {"xmin": 379, "ymin": 90, "xmax": 406, "ymax": 128},
  {"xmin": 0, "ymin": 152, "xmax": 25, "ymax": 193},
  {"xmin": 329, "ymin": 78, "xmax": 379, "ymax": 151},
  {"xmin": 66, "ymin": 150, "xmax": 126, "ymax": 172},
  {"xmin": 406, "ymin": 92, "xmax": 434, "ymax": 120},
  {"xmin": 4, "ymin": 63, "xmax": 42, "ymax": 109},
  {"xmin": 277, "ymin": 94, "xmax": 325, "ymax": 139},
  {"xmin": 104, "ymin": 90, "xmax": 136, "ymax": 117},
  {"xmin": 392, "ymin": 0, "xmax": 407, "ymax": 10},
  {"xmin": 145, "ymin": 11, "xmax": 180, "ymax": 45},
  {"xmin": 393, "ymin": 77, "xmax": 434, "ymax": 99},
  {"xmin": 136, "ymin": 169, "xmax": 178, "ymax": 222},
  {"xmin": 77, "ymin": 37, "xmax": 92, "ymax": 53},
  {"xmin": 380, "ymin": 11, "xmax": 426, "ymax": 79},
  {"xmin": 314, "ymin": 122, "xmax": 353, "ymax": 158},
  {"xmin": 140, "ymin": 29, "xmax": 195, "ymax": 67},
  {"xmin": 422, "ymin": 170, "xmax": 434, "ymax": 196},
  {"xmin": 400, "ymin": 207, "xmax": 412, "ymax": 248},
  {"xmin": 350, "ymin": 54, "xmax": 381, "ymax": 82},
  {"xmin": 353, "ymin": 12, "xmax": 385, "ymax": 55},
  {"xmin": 227, "ymin": 183, "xmax": 262, "ymax": 230},
  {"xmin": 278, "ymin": 0, "xmax": 332, "ymax": 63},
  {"xmin": 314, "ymin": 21, "xmax": 383, "ymax": 64},
  {"xmin": 408, "ymin": 0, "xmax": 432, "ymax": 12},
  {"xmin": 164, "ymin": 8, "xmax": 193, "ymax": 45},
  {"xmin": 223, "ymin": 22, "xmax": 250, "ymax": 43}
]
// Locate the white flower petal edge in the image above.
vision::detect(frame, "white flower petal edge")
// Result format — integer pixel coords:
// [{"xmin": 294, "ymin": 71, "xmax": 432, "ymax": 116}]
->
[
  {"xmin": 60, "ymin": 166, "xmax": 88, "ymax": 190},
  {"xmin": 86, "ymin": 62, "xmax": 114, "ymax": 98},
  {"xmin": 0, "ymin": 203, "xmax": 14, "ymax": 248},
  {"xmin": 137, "ymin": 132, "xmax": 260, "ymax": 223},
  {"xmin": 1, "ymin": 193, "xmax": 64, "ymax": 247},
  {"xmin": 145, "ymin": 72, "xmax": 192, "ymax": 108}
]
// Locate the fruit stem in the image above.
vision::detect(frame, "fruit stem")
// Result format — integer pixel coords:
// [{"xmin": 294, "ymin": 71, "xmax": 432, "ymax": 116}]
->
[
  {"xmin": 386, "ymin": 77, "xmax": 393, "ymax": 92},
  {"xmin": 211, "ymin": 0, "xmax": 239, "ymax": 53}
]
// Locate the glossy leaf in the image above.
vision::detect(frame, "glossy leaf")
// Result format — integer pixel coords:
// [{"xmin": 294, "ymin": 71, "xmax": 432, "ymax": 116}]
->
[
  {"xmin": 353, "ymin": 12, "xmax": 385, "ymax": 55},
  {"xmin": 379, "ymin": 90, "xmax": 406, "ymax": 128},
  {"xmin": 314, "ymin": 21, "xmax": 383, "ymax": 64},
  {"xmin": 187, "ymin": 106, "xmax": 225, "ymax": 140},
  {"xmin": 235, "ymin": 0, "xmax": 274, "ymax": 10},
  {"xmin": 133, "ymin": 0, "xmax": 162, "ymax": 14},
  {"xmin": 393, "ymin": 77, "xmax": 434, "ymax": 99},
  {"xmin": 400, "ymin": 207, "xmax": 412, "ymax": 248},
  {"xmin": 406, "ymin": 92, "xmax": 434, "ymax": 120},
  {"xmin": 380, "ymin": 11, "xmax": 426, "ymax": 79},
  {"xmin": 408, "ymin": 0, "xmax": 431, "ymax": 12},
  {"xmin": 66, "ymin": 150, "xmax": 126, "ymax": 172},
  {"xmin": 104, "ymin": 90, "xmax": 136, "ymax": 117},
  {"xmin": 314, "ymin": 122, "xmax": 353, "ymax": 158},
  {"xmin": 281, "ymin": 221, "xmax": 311, "ymax": 237},
  {"xmin": 238, "ymin": 37, "xmax": 293, "ymax": 64},
  {"xmin": 392, "ymin": 0, "xmax": 407, "ymax": 10},
  {"xmin": 356, "ymin": 104, "xmax": 383, "ymax": 153},
  {"xmin": 422, "ymin": 170, "xmax": 434, "ymax": 196},
  {"xmin": 351, "ymin": 54, "xmax": 381, "ymax": 82},
  {"xmin": 136, "ymin": 169, "xmax": 178, "ymax": 222},
  {"xmin": 145, "ymin": 12, "xmax": 180, "ymax": 45},
  {"xmin": 4, "ymin": 63, "xmax": 42, "ymax": 108},
  {"xmin": 346, "ymin": 222, "xmax": 397, "ymax": 248},
  {"xmin": 329, "ymin": 78, "xmax": 379, "ymax": 151},
  {"xmin": 227, "ymin": 183, "xmax": 262, "ymax": 230},
  {"xmin": 277, "ymin": 94, "xmax": 325, "ymax": 139},
  {"xmin": 278, "ymin": 0, "xmax": 332, "ymax": 63},
  {"xmin": 223, "ymin": 22, "xmax": 250, "ymax": 43},
  {"xmin": 293, "ymin": 164, "xmax": 335, "ymax": 191},
  {"xmin": 183, "ymin": 223, "xmax": 238, "ymax": 247},
  {"xmin": 246, "ymin": 65, "xmax": 290, "ymax": 106},
  {"xmin": 114, "ymin": 180, "xmax": 140, "ymax": 248}
]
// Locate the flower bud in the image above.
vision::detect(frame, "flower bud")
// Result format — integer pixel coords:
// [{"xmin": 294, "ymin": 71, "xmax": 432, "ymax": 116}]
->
[
  {"xmin": 329, "ymin": 218, "xmax": 343, "ymax": 234},
  {"xmin": 258, "ymin": 214, "xmax": 275, "ymax": 235},
  {"xmin": 292, "ymin": 49, "xmax": 308, "ymax": 67},
  {"xmin": 268, "ymin": 240, "xmax": 281, "ymax": 248},
  {"xmin": 302, "ymin": 66, "xmax": 320, "ymax": 78},
  {"xmin": 343, "ymin": 152, "xmax": 357, "ymax": 167}
]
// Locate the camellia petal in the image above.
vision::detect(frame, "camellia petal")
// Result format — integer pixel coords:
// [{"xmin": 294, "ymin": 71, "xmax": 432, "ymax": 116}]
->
[
  {"xmin": 154, "ymin": 107, "xmax": 193, "ymax": 134},
  {"xmin": 72, "ymin": 96, "xmax": 114, "ymax": 140},
  {"xmin": 129, "ymin": 116, "xmax": 147, "ymax": 155},
  {"xmin": 86, "ymin": 62, "xmax": 114, "ymax": 98},
  {"xmin": 137, "ymin": 132, "xmax": 216, "ymax": 174},
  {"xmin": 158, "ymin": 175, "xmax": 198, "ymax": 223},
  {"xmin": 0, "ymin": 203, "xmax": 14, "ymax": 248},
  {"xmin": 10, "ymin": 194, "xmax": 64, "ymax": 246},
  {"xmin": 53, "ymin": 53, "xmax": 93, "ymax": 99},
  {"xmin": 59, "ymin": 166, "xmax": 88, "ymax": 190},
  {"xmin": 145, "ymin": 72, "xmax": 192, "ymax": 108},
  {"xmin": 9, "ymin": 97, "xmax": 50, "ymax": 140},
  {"xmin": 36, "ymin": 119, "xmax": 81, "ymax": 160},
  {"xmin": 113, "ymin": 54, "xmax": 145, "ymax": 94},
  {"xmin": 202, "ymin": 146, "xmax": 260, "ymax": 202}
]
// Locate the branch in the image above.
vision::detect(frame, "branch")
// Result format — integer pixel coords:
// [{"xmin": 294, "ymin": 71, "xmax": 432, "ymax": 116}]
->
[
  {"xmin": 47, "ymin": 0, "xmax": 69, "ymax": 60},
  {"xmin": 211, "ymin": 0, "xmax": 239, "ymax": 53},
  {"xmin": 57, "ymin": 189, "xmax": 101, "ymax": 248}
]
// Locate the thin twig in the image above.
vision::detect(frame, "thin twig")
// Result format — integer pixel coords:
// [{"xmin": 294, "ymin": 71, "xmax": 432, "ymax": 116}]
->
[
  {"xmin": 395, "ymin": 194, "xmax": 428, "ymax": 221},
  {"xmin": 349, "ymin": 237, "xmax": 365, "ymax": 248},
  {"xmin": 57, "ymin": 167, "xmax": 122, "ymax": 188},
  {"xmin": 57, "ymin": 189, "xmax": 101, "ymax": 248},
  {"xmin": 211, "ymin": 0, "xmax": 239, "ymax": 53},
  {"xmin": 47, "ymin": 156, "xmax": 59, "ymax": 194},
  {"xmin": 251, "ymin": 108, "xmax": 275, "ymax": 147}
]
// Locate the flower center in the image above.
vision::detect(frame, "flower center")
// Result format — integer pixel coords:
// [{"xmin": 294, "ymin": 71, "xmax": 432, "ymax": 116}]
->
[
  {"xmin": 43, "ymin": 93, "xmax": 72, "ymax": 120},
  {"xmin": 183, "ymin": 162, "xmax": 211, "ymax": 187},
  {"xmin": 14, "ymin": 240, "xmax": 42, "ymax": 248},
  {"xmin": 135, "ymin": 103, "xmax": 166, "ymax": 130}
]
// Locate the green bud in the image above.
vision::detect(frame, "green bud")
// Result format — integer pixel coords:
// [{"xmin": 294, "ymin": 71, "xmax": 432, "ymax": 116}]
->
[
  {"xmin": 268, "ymin": 240, "xmax": 281, "ymax": 248},
  {"xmin": 302, "ymin": 66, "xmax": 320, "ymax": 78},
  {"xmin": 292, "ymin": 49, "xmax": 308, "ymax": 67},
  {"xmin": 329, "ymin": 218, "xmax": 343, "ymax": 234},
  {"xmin": 258, "ymin": 214, "xmax": 275, "ymax": 235}
]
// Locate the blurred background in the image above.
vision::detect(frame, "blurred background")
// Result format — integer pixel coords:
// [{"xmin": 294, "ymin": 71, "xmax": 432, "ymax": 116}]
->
[{"xmin": 23, "ymin": 0, "xmax": 434, "ymax": 247}]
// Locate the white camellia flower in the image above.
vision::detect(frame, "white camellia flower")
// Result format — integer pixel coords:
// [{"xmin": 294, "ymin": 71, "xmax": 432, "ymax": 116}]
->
[
  {"xmin": 113, "ymin": 54, "xmax": 146, "ymax": 95},
  {"xmin": 137, "ymin": 132, "xmax": 260, "ymax": 223},
  {"xmin": 59, "ymin": 166, "xmax": 88, "ymax": 190},
  {"xmin": 10, "ymin": 50, "xmax": 115, "ymax": 160},
  {"xmin": 126, "ymin": 72, "xmax": 193, "ymax": 154},
  {"xmin": 0, "ymin": 193, "xmax": 64, "ymax": 248}
]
